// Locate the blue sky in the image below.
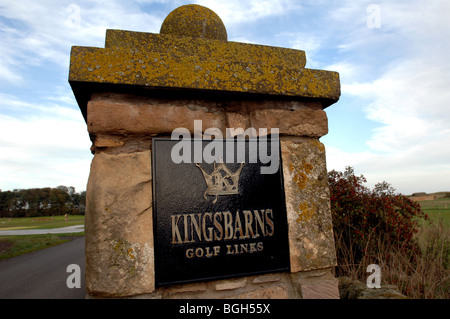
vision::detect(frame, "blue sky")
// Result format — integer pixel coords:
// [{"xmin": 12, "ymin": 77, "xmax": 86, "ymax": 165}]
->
[{"xmin": 0, "ymin": 0, "xmax": 449, "ymax": 195}]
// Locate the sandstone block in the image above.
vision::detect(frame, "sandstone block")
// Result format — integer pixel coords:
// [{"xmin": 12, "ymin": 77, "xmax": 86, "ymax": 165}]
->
[
  {"xmin": 166, "ymin": 282, "xmax": 208, "ymax": 295},
  {"xmin": 85, "ymin": 150, "xmax": 154, "ymax": 296},
  {"xmin": 94, "ymin": 135, "xmax": 124, "ymax": 148},
  {"xmin": 225, "ymin": 112, "xmax": 251, "ymax": 133},
  {"xmin": 301, "ymin": 279, "xmax": 340, "ymax": 299},
  {"xmin": 87, "ymin": 97, "xmax": 226, "ymax": 135},
  {"xmin": 281, "ymin": 140, "xmax": 337, "ymax": 272},
  {"xmin": 251, "ymin": 274, "xmax": 282, "ymax": 284},
  {"xmin": 235, "ymin": 286, "xmax": 289, "ymax": 299},
  {"xmin": 215, "ymin": 278, "xmax": 247, "ymax": 291},
  {"xmin": 249, "ymin": 107, "xmax": 328, "ymax": 137}
]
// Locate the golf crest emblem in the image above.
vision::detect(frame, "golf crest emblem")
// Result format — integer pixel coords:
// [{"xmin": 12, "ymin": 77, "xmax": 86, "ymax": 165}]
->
[{"xmin": 195, "ymin": 160, "xmax": 245, "ymax": 204}]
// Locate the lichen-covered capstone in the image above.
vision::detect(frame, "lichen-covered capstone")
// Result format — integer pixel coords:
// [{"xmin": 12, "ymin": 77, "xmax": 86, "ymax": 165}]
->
[
  {"xmin": 160, "ymin": 4, "xmax": 227, "ymax": 41},
  {"xmin": 69, "ymin": 4, "xmax": 340, "ymax": 122}
]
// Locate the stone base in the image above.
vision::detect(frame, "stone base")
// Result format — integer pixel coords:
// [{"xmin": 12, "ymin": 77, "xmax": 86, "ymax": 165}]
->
[
  {"xmin": 87, "ymin": 269, "xmax": 339, "ymax": 299},
  {"xmin": 84, "ymin": 93, "xmax": 338, "ymax": 299}
]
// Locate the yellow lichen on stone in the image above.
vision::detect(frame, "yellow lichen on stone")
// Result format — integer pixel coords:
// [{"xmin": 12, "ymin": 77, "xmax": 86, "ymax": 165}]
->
[
  {"xmin": 127, "ymin": 248, "xmax": 135, "ymax": 260},
  {"xmin": 312, "ymin": 139, "xmax": 326, "ymax": 153},
  {"xmin": 112, "ymin": 239, "xmax": 136, "ymax": 263},
  {"xmin": 293, "ymin": 171, "xmax": 307, "ymax": 190},
  {"xmin": 69, "ymin": 41, "xmax": 323, "ymax": 98},
  {"xmin": 296, "ymin": 201, "xmax": 316, "ymax": 223},
  {"xmin": 290, "ymin": 159, "xmax": 314, "ymax": 190}
]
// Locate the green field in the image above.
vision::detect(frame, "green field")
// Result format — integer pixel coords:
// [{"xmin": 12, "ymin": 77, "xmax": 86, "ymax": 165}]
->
[
  {"xmin": 0, "ymin": 214, "xmax": 84, "ymax": 231},
  {"xmin": 418, "ymin": 197, "xmax": 450, "ymax": 227}
]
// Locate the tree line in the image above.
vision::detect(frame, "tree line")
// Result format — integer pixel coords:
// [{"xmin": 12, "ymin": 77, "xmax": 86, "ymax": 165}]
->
[{"xmin": 0, "ymin": 186, "xmax": 86, "ymax": 218}]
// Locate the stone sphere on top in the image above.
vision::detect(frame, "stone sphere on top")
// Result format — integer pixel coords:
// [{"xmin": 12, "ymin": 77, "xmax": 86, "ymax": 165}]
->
[{"xmin": 160, "ymin": 4, "xmax": 228, "ymax": 41}]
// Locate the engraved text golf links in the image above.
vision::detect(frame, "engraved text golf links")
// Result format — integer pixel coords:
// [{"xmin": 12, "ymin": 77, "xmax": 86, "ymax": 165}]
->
[{"xmin": 152, "ymin": 138, "xmax": 290, "ymax": 286}]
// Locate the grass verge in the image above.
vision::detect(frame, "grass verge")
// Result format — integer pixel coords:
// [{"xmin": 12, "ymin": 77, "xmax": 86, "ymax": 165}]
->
[{"xmin": 0, "ymin": 232, "xmax": 84, "ymax": 261}]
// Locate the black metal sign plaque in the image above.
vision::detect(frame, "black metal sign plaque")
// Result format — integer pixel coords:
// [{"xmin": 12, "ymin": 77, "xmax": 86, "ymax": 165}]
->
[{"xmin": 152, "ymin": 137, "xmax": 290, "ymax": 287}]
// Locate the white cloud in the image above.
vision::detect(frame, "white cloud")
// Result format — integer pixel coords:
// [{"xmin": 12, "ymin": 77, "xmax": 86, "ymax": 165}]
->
[
  {"xmin": 326, "ymin": 53, "xmax": 450, "ymax": 192},
  {"xmin": 324, "ymin": 62, "xmax": 361, "ymax": 86},
  {"xmin": 355, "ymin": 56, "xmax": 450, "ymax": 152},
  {"xmin": 0, "ymin": 0, "xmax": 166, "ymax": 191},
  {"xmin": 322, "ymin": 0, "xmax": 450, "ymax": 193},
  {"xmin": 287, "ymin": 33, "xmax": 322, "ymax": 68},
  {"xmin": 0, "ymin": 0, "xmax": 164, "ymax": 81},
  {"xmin": 0, "ymin": 112, "xmax": 92, "ymax": 192},
  {"xmin": 326, "ymin": 136, "xmax": 450, "ymax": 195},
  {"xmin": 193, "ymin": 0, "xmax": 301, "ymax": 25},
  {"xmin": 0, "ymin": 63, "xmax": 23, "ymax": 85},
  {"xmin": 0, "ymin": 91, "xmax": 92, "ymax": 191}
]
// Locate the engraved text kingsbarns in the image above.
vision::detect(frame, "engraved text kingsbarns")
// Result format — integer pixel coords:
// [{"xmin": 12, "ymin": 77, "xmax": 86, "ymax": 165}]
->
[{"xmin": 171, "ymin": 209, "xmax": 274, "ymax": 244}]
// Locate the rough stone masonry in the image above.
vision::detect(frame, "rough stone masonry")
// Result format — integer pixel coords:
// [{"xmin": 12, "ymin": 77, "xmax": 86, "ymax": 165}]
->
[{"xmin": 69, "ymin": 4, "xmax": 341, "ymax": 298}]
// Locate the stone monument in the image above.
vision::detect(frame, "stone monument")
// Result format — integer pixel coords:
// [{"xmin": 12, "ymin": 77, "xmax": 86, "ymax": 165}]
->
[{"xmin": 69, "ymin": 4, "xmax": 341, "ymax": 298}]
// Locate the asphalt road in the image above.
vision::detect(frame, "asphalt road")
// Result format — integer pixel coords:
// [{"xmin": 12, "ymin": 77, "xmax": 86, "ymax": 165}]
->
[{"xmin": 0, "ymin": 236, "xmax": 86, "ymax": 299}]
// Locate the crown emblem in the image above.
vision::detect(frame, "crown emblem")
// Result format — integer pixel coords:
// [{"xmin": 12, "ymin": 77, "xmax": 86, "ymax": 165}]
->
[{"xmin": 195, "ymin": 161, "xmax": 245, "ymax": 204}]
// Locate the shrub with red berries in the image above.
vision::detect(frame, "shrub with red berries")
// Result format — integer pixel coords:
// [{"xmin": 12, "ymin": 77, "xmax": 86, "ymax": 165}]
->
[{"xmin": 328, "ymin": 167, "xmax": 427, "ymax": 276}]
